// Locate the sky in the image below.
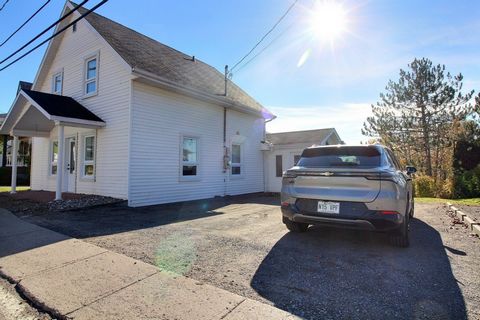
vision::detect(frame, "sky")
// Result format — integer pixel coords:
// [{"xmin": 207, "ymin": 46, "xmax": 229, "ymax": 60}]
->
[{"xmin": 0, "ymin": 0, "xmax": 479, "ymax": 143}]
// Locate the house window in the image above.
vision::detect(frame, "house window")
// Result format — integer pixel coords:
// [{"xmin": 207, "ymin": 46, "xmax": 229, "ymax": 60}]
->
[
  {"xmin": 52, "ymin": 72, "xmax": 62, "ymax": 94},
  {"xmin": 231, "ymin": 144, "xmax": 241, "ymax": 175},
  {"xmin": 84, "ymin": 56, "xmax": 98, "ymax": 95},
  {"xmin": 51, "ymin": 141, "xmax": 58, "ymax": 175},
  {"xmin": 182, "ymin": 137, "xmax": 198, "ymax": 176},
  {"xmin": 83, "ymin": 135, "xmax": 95, "ymax": 178},
  {"xmin": 275, "ymin": 155, "xmax": 283, "ymax": 177},
  {"xmin": 72, "ymin": 22, "xmax": 77, "ymax": 33},
  {"xmin": 294, "ymin": 155, "xmax": 301, "ymax": 166}
]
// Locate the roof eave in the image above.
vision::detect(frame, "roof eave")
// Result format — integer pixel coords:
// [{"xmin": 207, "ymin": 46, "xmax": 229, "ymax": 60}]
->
[{"xmin": 132, "ymin": 67, "xmax": 275, "ymax": 119}]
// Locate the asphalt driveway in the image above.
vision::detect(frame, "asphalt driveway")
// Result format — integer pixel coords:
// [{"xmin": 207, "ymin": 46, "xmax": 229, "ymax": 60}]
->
[{"xmin": 19, "ymin": 194, "xmax": 480, "ymax": 319}]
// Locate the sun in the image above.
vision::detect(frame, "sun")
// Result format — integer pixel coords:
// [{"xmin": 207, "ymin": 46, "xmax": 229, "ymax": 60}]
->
[{"xmin": 309, "ymin": 0, "xmax": 348, "ymax": 41}]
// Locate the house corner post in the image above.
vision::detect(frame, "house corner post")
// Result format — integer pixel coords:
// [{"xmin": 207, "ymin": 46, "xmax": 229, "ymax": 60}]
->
[
  {"xmin": 10, "ymin": 135, "xmax": 18, "ymax": 193},
  {"xmin": 55, "ymin": 125, "xmax": 65, "ymax": 201}
]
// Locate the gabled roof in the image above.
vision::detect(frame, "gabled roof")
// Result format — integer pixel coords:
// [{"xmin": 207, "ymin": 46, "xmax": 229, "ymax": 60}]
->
[
  {"xmin": 17, "ymin": 81, "xmax": 32, "ymax": 94},
  {"xmin": 266, "ymin": 128, "xmax": 340, "ymax": 145},
  {"xmin": 0, "ymin": 90, "xmax": 105, "ymax": 136},
  {"xmin": 23, "ymin": 89, "xmax": 104, "ymax": 122},
  {"xmin": 71, "ymin": 2, "xmax": 271, "ymax": 117}
]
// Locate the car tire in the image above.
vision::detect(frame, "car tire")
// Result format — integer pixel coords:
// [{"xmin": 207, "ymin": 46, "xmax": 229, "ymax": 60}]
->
[
  {"xmin": 389, "ymin": 214, "xmax": 409, "ymax": 248},
  {"xmin": 409, "ymin": 200, "xmax": 415, "ymax": 218},
  {"xmin": 284, "ymin": 219, "xmax": 309, "ymax": 232}
]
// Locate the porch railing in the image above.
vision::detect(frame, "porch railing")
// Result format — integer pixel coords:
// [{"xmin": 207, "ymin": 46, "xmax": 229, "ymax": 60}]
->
[{"xmin": 5, "ymin": 154, "xmax": 28, "ymax": 167}]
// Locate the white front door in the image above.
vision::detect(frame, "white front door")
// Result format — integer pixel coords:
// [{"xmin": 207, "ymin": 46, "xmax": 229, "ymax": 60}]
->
[{"xmin": 63, "ymin": 137, "xmax": 76, "ymax": 193}]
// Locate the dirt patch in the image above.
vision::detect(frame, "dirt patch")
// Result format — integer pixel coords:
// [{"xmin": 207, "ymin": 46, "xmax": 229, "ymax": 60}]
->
[
  {"xmin": 0, "ymin": 190, "xmax": 122, "ymax": 217},
  {"xmin": 0, "ymin": 278, "xmax": 51, "ymax": 320}
]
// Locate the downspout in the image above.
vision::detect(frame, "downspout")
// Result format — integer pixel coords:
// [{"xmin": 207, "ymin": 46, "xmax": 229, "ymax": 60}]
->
[{"xmin": 223, "ymin": 66, "xmax": 228, "ymax": 196}]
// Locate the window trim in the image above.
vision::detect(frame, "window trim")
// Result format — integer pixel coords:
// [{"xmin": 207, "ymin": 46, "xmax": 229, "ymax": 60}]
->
[
  {"xmin": 49, "ymin": 140, "xmax": 59, "ymax": 176},
  {"xmin": 81, "ymin": 134, "xmax": 96, "ymax": 180},
  {"xmin": 179, "ymin": 134, "xmax": 201, "ymax": 181},
  {"xmin": 230, "ymin": 143, "xmax": 243, "ymax": 178},
  {"xmin": 83, "ymin": 52, "xmax": 99, "ymax": 98},
  {"xmin": 51, "ymin": 70, "xmax": 63, "ymax": 95}
]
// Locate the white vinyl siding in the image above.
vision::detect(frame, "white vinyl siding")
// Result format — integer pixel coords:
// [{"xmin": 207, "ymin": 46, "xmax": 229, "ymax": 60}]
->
[
  {"xmin": 31, "ymin": 13, "xmax": 131, "ymax": 199},
  {"xmin": 129, "ymin": 82, "xmax": 265, "ymax": 207}
]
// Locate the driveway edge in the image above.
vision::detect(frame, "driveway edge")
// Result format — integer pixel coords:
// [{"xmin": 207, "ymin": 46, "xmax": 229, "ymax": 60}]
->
[{"xmin": 446, "ymin": 202, "xmax": 480, "ymax": 237}]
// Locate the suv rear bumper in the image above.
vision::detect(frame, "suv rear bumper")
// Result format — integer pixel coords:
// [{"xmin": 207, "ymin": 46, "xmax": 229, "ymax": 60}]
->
[{"xmin": 281, "ymin": 202, "xmax": 404, "ymax": 232}]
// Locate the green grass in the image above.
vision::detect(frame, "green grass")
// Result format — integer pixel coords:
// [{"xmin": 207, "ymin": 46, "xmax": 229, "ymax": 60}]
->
[
  {"xmin": 415, "ymin": 197, "xmax": 480, "ymax": 206},
  {"xmin": 0, "ymin": 186, "xmax": 30, "ymax": 193}
]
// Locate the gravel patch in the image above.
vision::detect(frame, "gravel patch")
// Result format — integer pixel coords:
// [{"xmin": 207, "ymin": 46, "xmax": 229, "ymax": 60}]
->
[
  {"xmin": 456, "ymin": 204, "xmax": 480, "ymax": 223},
  {"xmin": 19, "ymin": 195, "xmax": 480, "ymax": 319},
  {"xmin": 0, "ymin": 191, "xmax": 122, "ymax": 217}
]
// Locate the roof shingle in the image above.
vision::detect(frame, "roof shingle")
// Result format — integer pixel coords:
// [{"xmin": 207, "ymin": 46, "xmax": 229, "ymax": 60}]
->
[
  {"xmin": 73, "ymin": 2, "xmax": 270, "ymax": 117},
  {"xmin": 266, "ymin": 128, "xmax": 336, "ymax": 145}
]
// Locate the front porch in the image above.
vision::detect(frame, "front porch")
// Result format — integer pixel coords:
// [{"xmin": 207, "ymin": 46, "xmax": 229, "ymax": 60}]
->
[{"xmin": 0, "ymin": 89, "xmax": 105, "ymax": 200}]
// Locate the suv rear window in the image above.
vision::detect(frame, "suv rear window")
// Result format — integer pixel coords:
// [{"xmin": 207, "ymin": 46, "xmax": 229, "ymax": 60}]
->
[{"xmin": 297, "ymin": 146, "xmax": 381, "ymax": 168}]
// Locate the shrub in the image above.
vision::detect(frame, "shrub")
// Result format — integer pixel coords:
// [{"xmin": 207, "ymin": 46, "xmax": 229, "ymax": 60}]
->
[
  {"xmin": 454, "ymin": 165, "xmax": 480, "ymax": 198},
  {"xmin": 414, "ymin": 175, "xmax": 436, "ymax": 197}
]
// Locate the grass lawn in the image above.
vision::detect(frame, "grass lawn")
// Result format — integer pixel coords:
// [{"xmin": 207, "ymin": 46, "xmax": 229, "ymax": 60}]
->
[
  {"xmin": 415, "ymin": 197, "xmax": 480, "ymax": 206},
  {"xmin": 0, "ymin": 186, "xmax": 30, "ymax": 193}
]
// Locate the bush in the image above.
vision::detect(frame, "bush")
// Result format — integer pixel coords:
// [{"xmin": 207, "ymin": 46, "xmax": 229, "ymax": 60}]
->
[
  {"xmin": 454, "ymin": 165, "xmax": 480, "ymax": 198},
  {"xmin": 414, "ymin": 175, "xmax": 436, "ymax": 197},
  {"xmin": 437, "ymin": 179, "xmax": 454, "ymax": 199}
]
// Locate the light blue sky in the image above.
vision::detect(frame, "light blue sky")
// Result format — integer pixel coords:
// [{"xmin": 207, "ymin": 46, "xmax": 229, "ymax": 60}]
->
[{"xmin": 0, "ymin": 0, "xmax": 479, "ymax": 143}]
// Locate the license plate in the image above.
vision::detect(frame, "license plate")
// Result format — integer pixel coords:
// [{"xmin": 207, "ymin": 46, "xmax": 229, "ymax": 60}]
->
[{"xmin": 317, "ymin": 201, "xmax": 340, "ymax": 214}]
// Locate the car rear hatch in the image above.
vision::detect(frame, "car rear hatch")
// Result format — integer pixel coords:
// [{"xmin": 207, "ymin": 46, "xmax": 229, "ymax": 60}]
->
[{"xmin": 284, "ymin": 146, "xmax": 382, "ymax": 203}]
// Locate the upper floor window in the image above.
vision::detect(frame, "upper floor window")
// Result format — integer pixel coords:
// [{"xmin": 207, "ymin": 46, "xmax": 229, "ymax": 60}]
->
[
  {"xmin": 84, "ymin": 55, "xmax": 98, "ymax": 96},
  {"xmin": 231, "ymin": 144, "xmax": 242, "ymax": 175},
  {"xmin": 182, "ymin": 136, "xmax": 198, "ymax": 177},
  {"xmin": 52, "ymin": 72, "xmax": 62, "ymax": 95}
]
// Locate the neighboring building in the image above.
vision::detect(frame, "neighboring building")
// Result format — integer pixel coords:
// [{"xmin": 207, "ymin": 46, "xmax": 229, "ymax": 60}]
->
[
  {"xmin": 0, "ymin": 1, "xmax": 274, "ymax": 206},
  {"xmin": 264, "ymin": 128, "xmax": 343, "ymax": 192}
]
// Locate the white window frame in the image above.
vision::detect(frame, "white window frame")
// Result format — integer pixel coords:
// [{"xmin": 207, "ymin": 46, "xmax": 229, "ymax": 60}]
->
[
  {"xmin": 52, "ymin": 71, "xmax": 63, "ymax": 95},
  {"xmin": 180, "ymin": 135, "xmax": 200, "ymax": 181},
  {"xmin": 82, "ymin": 134, "xmax": 96, "ymax": 180},
  {"xmin": 49, "ymin": 140, "xmax": 59, "ymax": 176},
  {"xmin": 230, "ymin": 143, "xmax": 243, "ymax": 178},
  {"xmin": 83, "ymin": 52, "xmax": 99, "ymax": 97}
]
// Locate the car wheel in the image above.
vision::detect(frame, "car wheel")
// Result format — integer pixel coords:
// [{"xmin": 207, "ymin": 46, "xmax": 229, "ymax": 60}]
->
[
  {"xmin": 389, "ymin": 214, "xmax": 409, "ymax": 248},
  {"xmin": 284, "ymin": 219, "xmax": 309, "ymax": 232}
]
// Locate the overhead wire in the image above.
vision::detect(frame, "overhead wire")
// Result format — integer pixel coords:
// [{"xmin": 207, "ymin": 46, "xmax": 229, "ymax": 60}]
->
[
  {"xmin": 0, "ymin": 0, "xmax": 108, "ymax": 72},
  {"xmin": 229, "ymin": 0, "xmax": 299, "ymax": 76},
  {"xmin": 0, "ymin": 0, "xmax": 89, "ymax": 65},
  {"xmin": 0, "ymin": 0, "xmax": 51, "ymax": 48},
  {"xmin": 0, "ymin": 0, "xmax": 10, "ymax": 12}
]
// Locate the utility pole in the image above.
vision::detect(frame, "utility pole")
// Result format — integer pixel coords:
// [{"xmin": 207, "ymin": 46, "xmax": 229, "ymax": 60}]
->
[{"xmin": 224, "ymin": 65, "xmax": 228, "ymax": 96}]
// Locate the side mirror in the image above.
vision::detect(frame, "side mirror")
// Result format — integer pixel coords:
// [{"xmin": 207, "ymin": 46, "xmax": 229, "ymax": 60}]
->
[{"xmin": 406, "ymin": 166, "xmax": 417, "ymax": 175}]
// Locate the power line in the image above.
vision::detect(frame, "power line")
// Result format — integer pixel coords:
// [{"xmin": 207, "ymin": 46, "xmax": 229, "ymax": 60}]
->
[
  {"xmin": 0, "ymin": 0, "xmax": 108, "ymax": 72},
  {"xmin": 0, "ymin": 0, "xmax": 10, "ymax": 12},
  {"xmin": 0, "ymin": 0, "xmax": 89, "ymax": 65},
  {"xmin": 233, "ymin": 22, "xmax": 295, "ymax": 76},
  {"xmin": 229, "ymin": 0, "xmax": 299, "ymax": 75},
  {"xmin": 0, "ymin": 0, "xmax": 51, "ymax": 48}
]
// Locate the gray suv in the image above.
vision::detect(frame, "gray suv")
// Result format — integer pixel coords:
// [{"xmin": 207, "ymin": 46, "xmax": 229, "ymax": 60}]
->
[{"xmin": 281, "ymin": 145, "xmax": 416, "ymax": 247}]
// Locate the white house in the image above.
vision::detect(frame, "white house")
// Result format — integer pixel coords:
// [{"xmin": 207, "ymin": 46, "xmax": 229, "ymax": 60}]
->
[
  {"xmin": 264, "ymin": 128, "xmax": 342, "ymax": 192},
  {"xmin": 0, "ymin": 1, "xmax": 276, "ymax": 207}
]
